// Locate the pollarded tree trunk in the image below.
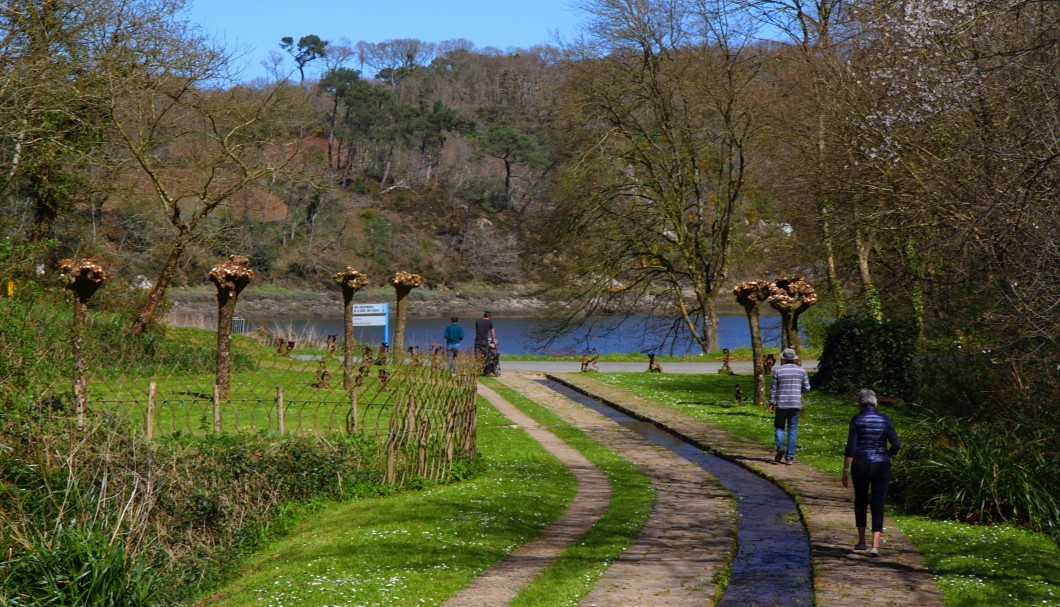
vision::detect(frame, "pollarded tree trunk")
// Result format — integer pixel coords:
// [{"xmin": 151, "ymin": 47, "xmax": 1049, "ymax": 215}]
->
[
  {"xmin": 734, "ymin": 279, "xmax": 772, "ymax": 406},
  {"xmin": 391, "ymin": 271, "xmax": 423, "ymax": 353},
  {"xmin": 334, "ymin": 267, "xmax": 370, "ymax": 390},
  {"xmin": 59, "ymin": 258, "xmax": 109, "ymax": 428},
  {"xmin": 209, "ymin": 255, "xmax": 254, "ymax": 398}
]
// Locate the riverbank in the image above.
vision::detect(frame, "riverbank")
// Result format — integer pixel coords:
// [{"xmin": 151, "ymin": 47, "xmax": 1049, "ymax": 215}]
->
[
  {"xmin": 162, "ymin": 284, "xmax": 747, "ymax": 325},
  {"xmin": 163, "ymin": 284, "xmax": 554, "ymax": 325}
]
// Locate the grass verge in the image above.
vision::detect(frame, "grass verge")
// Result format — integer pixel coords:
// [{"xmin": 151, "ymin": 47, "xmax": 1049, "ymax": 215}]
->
[
  {"xmin": 482, "ymin": 379, "xmax": 654, "ymax": 607},
  {"xmin": 588, "ymin": 372, "xmax": 1060, "ymax": 607},
  {"xmin": 192, "ymin": 394, "xmax": 578, "ymax": 607}
]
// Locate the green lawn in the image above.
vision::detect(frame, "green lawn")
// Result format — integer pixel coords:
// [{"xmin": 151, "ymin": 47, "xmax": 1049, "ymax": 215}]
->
[
  {"xmin": 195, "ymin": 394, "xmax": 578, "ymax": 607},
  {"xmin": 195, "ymin": 378, "xmax": 656, "ymax": 607},
  {"xmin": 184, "ymin": 366, "xmax": 1060, "ymax": 607},
  {"xmin": 482, "ymin": 379, "xmax": 654, "ymax": 607}
]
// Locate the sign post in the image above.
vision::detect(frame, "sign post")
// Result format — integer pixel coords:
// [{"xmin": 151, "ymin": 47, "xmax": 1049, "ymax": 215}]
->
[{"xmin": 351, "ymin": 303, "xmax": 389, "ymax": 346}]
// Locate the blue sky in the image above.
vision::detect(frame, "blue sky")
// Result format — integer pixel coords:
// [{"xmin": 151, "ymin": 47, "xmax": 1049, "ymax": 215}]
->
[{"xmin": 186, "ymin": 0, "xmax": 585, "ymax": 81}]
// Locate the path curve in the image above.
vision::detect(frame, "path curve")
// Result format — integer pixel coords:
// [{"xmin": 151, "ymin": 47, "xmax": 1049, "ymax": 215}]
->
[
  {"xmin": 442, "ymin": 382, "xmax": 612, "ymax": 607},
  {"xmin": 495, "ymin": 374, "xmax": 737, "ymax": 606}
]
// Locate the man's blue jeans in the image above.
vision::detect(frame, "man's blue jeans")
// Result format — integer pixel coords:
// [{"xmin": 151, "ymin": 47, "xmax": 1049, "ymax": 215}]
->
[{"xmin": 773, "ymin": 408, "xmax": 800, "ymax": 460}]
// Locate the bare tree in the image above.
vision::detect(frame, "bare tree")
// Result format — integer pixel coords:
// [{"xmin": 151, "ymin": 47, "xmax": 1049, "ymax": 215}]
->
[
  {"xmin": 99, "ymin": 28, "xmax": 310, "ymax": 334},
  {"xmin": 739, "ymin": 0, "xmax": 866, "ymax": 313},
  {"xmin": 547, "ymin": 0, "xmax": 764, "ymax": 352}
]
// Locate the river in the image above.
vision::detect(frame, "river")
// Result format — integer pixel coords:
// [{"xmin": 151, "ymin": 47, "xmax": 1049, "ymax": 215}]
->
[{"xmin": 240, "ymin": 313, "xmax": 785, "ymax": 356}]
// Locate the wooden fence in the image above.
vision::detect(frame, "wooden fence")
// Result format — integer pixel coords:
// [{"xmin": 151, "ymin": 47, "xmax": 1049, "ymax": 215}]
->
[{"xmin": 83, "ymin": 354, "xmax": 478, "ymax": 484}]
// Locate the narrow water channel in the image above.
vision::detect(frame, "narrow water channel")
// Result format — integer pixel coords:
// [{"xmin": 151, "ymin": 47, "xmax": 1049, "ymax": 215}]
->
[{"xmin": 536, "ymin": 379, "xmax": 814, "ymax": 607}]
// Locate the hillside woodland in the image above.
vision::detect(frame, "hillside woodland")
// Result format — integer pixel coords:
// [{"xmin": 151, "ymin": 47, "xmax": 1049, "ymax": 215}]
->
[{"xmin": 0, "ymin": 2, "xmax": 1052, "ymax": 409}]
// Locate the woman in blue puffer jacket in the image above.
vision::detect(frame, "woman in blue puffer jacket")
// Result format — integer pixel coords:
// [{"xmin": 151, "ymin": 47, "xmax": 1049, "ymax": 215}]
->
[{"xmin": 841, "ymin": 388, "xmax": 900, "ymax": 557}]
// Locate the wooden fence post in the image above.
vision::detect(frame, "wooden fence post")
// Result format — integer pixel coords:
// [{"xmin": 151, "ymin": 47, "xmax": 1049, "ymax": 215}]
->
[
  {"xmin": 146, "ymin": 382, "xmax": 156, "ymax": 440},
  {"xmin": 385, "ymin": 434, "xmax": 396, "ymax": 484},
  {"xmin": 276, "ymin": 385, "xmax": 285, "ymax": 436},
  {"xmin": 418, "ymin": 417, "xmax": 429, "ymax": 478},
  {"xmin": 213, "ymin": 385, "xmax": 222, "ymax": 435}
]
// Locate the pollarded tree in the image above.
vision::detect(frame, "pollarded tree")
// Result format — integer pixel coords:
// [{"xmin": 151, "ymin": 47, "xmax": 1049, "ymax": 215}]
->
[
  {"xmin": 58, "ymin": 257, "xmax": 108, "ymax": 427},
  {"xmin": 333, "ymin": 266, "xmax": 369, "ymax": 390},
  {"xmin": 546, "ymin": 0, "xmax": 764, "ymax": 352},
  {"xmin": 768, "ymin": 275, "xmax": 817, "ymax": 355},
  {"xmin": 391, "ymin": 271, "xmax": 423, "ymax": 352},
  {"xmin": 209, "ymin": 255, "xmax": 253, "ymax": 397}
]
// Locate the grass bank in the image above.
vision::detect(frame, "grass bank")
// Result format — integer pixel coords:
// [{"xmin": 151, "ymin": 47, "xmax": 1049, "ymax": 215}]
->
[{"xmin": 195, "ymin": 394, "xmax": 578, "ymax": 606}]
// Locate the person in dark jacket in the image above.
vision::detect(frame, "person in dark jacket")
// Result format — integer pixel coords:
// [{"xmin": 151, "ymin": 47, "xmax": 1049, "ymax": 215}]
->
[{"xmin": 842, "ymin": 388, "xmax": 900, "ymax": 557}]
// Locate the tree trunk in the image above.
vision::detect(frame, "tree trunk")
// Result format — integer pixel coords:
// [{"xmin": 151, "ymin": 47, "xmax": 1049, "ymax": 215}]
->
[
  {"xmin": 790, "ymin": 303, "xmax": 813, "ymax": 356},
  {"xmin": 394, "ymin": 287, "xmax": 410, "ymax": 351},
  {"xmin": 818, "ymin": 193, "xmax": 842, "ymax": 312},
  {"xmin": 503, "ymin": 157, "xmax": 513, "ymax": 211},
  {"xmin": 380, "ymin": 147, "xmax": 393, "ymax": 187},
  {"xmin": 216, "ymin": 292, "xmax": 236, "ymax": 396},
  {"xmin": 779, "ymin": 310, "xmax": 793, "ymax": 351},
  {"xmin": 854, "ymin": 225, "xmax": 881, "ymax": 319},
  {"xmin": 72, "ymin": 299, "xmax": 87, "ymax": 428},
  {"xmin": 745, "ymin": 305, "xmax": 765, "ymax": 405},
  {"xmin": 704, "ymin": 298, "xmax": 720, "ymax": 352},
  {"xmin": 343, "ymin": 292, "xmax": 355, "ymax": 390},
  {"xmin": 132, "ymin": 236, "xmax": 187, "ymax": 335}
]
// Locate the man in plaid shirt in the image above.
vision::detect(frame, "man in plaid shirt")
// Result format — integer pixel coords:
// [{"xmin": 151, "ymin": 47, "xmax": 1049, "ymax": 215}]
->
[{"xmin": 769, "ymin": 348, "xmax": 811, "ymax": 464}]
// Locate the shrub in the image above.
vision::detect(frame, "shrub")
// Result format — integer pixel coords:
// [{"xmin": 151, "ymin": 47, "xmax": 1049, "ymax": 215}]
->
[
  {"xmin": 0, "ymin": 417, "xmax": 388, "ymax": 604},
  {"xmin": 810, "ymin": 315, "xmax": 918, "ymax": 401},
  {"xmin": 895, "ymin": 416, "xmax": 1060, "ymax": 539},
  {"xmin": 0, "ymin": 296, "xmax": 74, "ymax": 411}
]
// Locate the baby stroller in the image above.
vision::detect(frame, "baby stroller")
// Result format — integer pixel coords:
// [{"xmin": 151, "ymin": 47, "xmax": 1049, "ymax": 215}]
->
[{"xmin": 482, "ymin": 339, "xmax": 501, "ymax": 377}]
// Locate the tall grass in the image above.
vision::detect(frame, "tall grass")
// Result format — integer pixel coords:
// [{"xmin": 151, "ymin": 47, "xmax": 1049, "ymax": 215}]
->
[
  {"xmin": 0, "ymin": 522, "xmax": 168, "ymax": 607},
  {"xmin": 895, "ymin": 416, "xmax": 1060, "ymax": 537}
]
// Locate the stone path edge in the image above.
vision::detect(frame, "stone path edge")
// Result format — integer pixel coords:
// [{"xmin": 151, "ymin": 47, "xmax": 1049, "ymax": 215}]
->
[
  {"xmin": 496, "ymin": 373, "xmax": 738, "ymax": 607},
  {"xmin": 441, "ymin": 382, "xmax": 614, "ymax": 607},
  {"xmin": 549, "ymin": 372, "xmax": 946, "ymax": 607}
]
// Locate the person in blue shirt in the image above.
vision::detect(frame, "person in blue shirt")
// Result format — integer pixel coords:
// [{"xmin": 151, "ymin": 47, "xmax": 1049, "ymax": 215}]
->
[
  {"xmin": 842, "ymin": 388, "xmax": 901, "ymax": 557},
  {"xmin": 443, "ymin": 315, "xmax": 464, "ymax": 375}
]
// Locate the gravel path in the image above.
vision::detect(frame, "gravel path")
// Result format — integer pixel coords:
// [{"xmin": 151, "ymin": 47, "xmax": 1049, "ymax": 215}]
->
[{"xmin": 481, "ymin": 374, "xmax": 738, "ymax": 606}]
